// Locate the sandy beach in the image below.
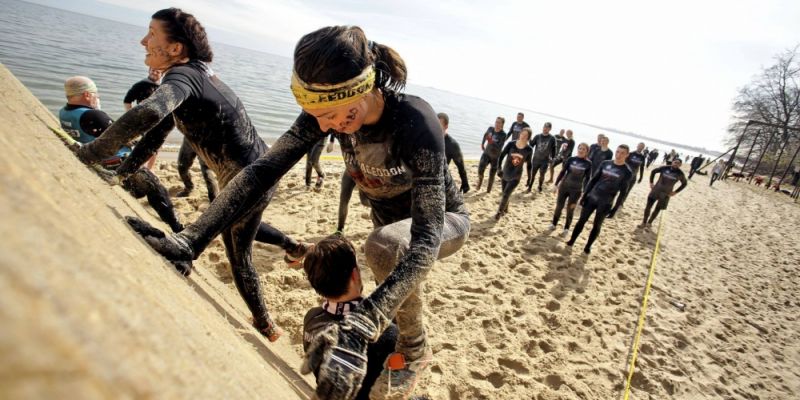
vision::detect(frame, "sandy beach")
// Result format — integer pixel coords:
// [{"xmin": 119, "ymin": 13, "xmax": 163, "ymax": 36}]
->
[
  {"xmin": 149, "ymin": 155, "xmax": 800, "ymax": 399},
  {"xmin": 4, "ymin": 60, "xmax": 800, "ymax": 398}
]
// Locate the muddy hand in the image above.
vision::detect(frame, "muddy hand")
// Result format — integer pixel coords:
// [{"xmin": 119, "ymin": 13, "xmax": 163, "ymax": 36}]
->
[{"xmin": 126, "ymin": 216, "xmax": 194, "ymax": 276}]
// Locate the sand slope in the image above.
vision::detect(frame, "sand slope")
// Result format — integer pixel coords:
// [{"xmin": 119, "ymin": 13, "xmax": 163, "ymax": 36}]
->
[
  {"xmin": 5, "ymin": 57, "xmax": 800, "ymax": 399},
  {"xmin": 0, "ymin": 64, "xmax": 309, "ymax": 399}
]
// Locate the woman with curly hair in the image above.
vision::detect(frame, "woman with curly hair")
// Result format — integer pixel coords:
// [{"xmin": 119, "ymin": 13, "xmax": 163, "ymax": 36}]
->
[{"xmin": 76, "ymin": 8, "xmax": 305, "ymax": 341}]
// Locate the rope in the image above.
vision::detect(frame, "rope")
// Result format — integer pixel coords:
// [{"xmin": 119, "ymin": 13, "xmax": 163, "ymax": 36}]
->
[{"xmin": 622, "ymin": 211, "xmax": 665, "ymax": 400}]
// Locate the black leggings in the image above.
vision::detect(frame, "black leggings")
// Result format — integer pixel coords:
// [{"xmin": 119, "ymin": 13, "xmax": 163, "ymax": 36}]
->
[
  {"xmin": 177, "ymin": 138, "xmax": 218, "ymax": 201},
  {"xmin": 305, "ymin": 144, "xmax": 325, "ymax": 186},
  {"xmin": 642, "ymin": 194, "xmax": 668, "ymax": 225},
  {"xmin": 478, "ymin": 153, "xmax": 500, "ymax": 192},
  {"xmin": 552, "ymin": 187, "xmax": 581, "ymax": 229},
  {"xmin": 498, "ymin": 178, "xmax": 521, "ymax": 214},
  {"xmin": 568, "ymin": 195, "xmax": 612, "ymax": 250},
  {"xmin": 528, "ymin": 158, "xmax": 548, "ymax": 188}
]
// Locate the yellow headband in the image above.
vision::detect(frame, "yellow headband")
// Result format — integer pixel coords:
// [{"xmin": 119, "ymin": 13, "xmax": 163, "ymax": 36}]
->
[{"xmin": 290, "ymin": 66, "xmax": 375, "ymax": 110}]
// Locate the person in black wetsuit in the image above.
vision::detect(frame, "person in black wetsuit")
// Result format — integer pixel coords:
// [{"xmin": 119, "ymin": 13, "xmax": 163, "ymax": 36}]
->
[
  {"xmin": 75, "ymin": 8, "xmax": 306, "ymax": 341},
  {"xmin": 567, "ymin": 145, "xmax": 633, "ymax": 254},
  {"xmin": 549, "ymin": 142, "xmax": 592, "ymax": 236},
  {"xmin": 688, "ymin": 154, "xmax": 704, "ymax": 179},
  {"xmin": 124, "ymin": 25, "xmax": 470, "ymax": 399},
  {"xmin": 588, "ymin": 133, "xmax": 604, "ymax": 159},
  {"xmin": 547, "ymin": 128, "xmax": 575, "ymax": 184},
  {"xmin": 60, "ymin": 75, "xmax": 184, "ymax": 233},
  {"xmin": 608, "ymin": 141, "xmax": 647, "ymax": 218},
  {"xmin": 438, "ymin": 112, "xmax": 470, "ymax": 193},
  {"xmin": 124, "ymin": 68, "xmax": 162, "ymax": 111},
  {"xmin": 506, "ymin": 112, "xmax": 530, "ymax": 143},
  {"xmin": 303, "ymin": 235, "xmax": 399, "ymax": 400},
  {"xmin": 476, "ymin": 117, "xmax": 507, "ymax": 192},
  {"xmin": 526, "ymin": 122, "xmax": 557, "ymax": 193},
  {"xmin": 588, "ymin": 135, "xmax": 613, "ymax": 181},
  {"xmin": 124, "ymin": 68, "xmax": 163, "ymax": 170},
  {"xmin": 646, "ymin": 148, "xmax": 659, "ymax": 168},
  {"xmin": 495, "ymin": 127, "xmax": 532, "ymax": 219},
  {"xmin": 641, "ymin": 158, "xmax": 688, "ymax": 227}
]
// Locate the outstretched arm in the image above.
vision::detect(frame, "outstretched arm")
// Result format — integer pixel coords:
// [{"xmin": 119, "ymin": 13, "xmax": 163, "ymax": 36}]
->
[{"xmin": 77, "ymin": 84, "xmax": 187, "ymax": 163}]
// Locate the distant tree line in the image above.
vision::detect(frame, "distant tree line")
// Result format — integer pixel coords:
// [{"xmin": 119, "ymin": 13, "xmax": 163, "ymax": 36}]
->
[{"xmin": 727, "ymin": 45, "xmax": 800, "ymax": 181}]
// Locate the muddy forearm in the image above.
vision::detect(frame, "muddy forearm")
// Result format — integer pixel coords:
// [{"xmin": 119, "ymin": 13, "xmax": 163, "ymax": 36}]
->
[
  {"xmin": 77, "ymin": 85, "xmax": 183, "ymax": 163},
  {"xmin": 360, "ymin": 156, "xmax": 446, "ymax": 333},
  {"xmin": 117, "ymin": 117, "xmax": 175, "ymax": 176},
  {"xmin": 181, "ymin": 121, "xmax": 321, "ymax": 254}
]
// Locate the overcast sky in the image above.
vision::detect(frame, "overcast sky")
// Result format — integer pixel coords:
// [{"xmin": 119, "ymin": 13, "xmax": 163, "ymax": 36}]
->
[{"xmin": 29, "ymin": 0, "xmax": 800, "ymax": 151}]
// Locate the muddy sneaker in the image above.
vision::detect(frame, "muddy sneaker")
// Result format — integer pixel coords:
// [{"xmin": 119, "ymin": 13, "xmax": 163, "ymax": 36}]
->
[
  {"xmin": 284, "ymin": 242, "xmax": 312, "ymax": 267},
  {"xmin": 369, "ymin": 347, "xmax": 433, "ymax": 400}
]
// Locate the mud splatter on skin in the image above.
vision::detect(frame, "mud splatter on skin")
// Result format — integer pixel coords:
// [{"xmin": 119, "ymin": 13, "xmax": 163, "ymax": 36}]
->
[{"xmin": 78, "ymin": 61, "xmax": 300, "ymax": 332}]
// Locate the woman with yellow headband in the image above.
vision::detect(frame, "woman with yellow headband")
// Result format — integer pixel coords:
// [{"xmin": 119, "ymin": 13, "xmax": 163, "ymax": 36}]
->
[
  {"xmin": 75, "ymin": 8, "xmax": 307, "ymax": 342},
  {"xmin": 133, "ymin": 25, "xmax": 471, "ymax": 399}
]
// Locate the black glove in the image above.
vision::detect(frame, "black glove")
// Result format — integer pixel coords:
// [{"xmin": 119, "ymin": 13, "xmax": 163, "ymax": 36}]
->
[
  {"xmin": 126, "ymin": 216, "xmax": 194, "ymax": 276},
  {"xmin": 301, "ymin": 311, "xmax": 377, "ymax": 400}
]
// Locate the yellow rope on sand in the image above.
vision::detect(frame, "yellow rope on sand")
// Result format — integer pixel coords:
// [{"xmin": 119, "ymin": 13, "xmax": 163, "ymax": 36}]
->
[{"xmin": 623, "ymin": 212, "xmax": 665, "ymax": 400}]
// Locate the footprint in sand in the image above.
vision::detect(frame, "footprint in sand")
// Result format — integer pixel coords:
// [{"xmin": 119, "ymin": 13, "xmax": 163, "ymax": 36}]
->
[{"xmin": 497, "ymin": 357, "xmax": 530, "ymax": 376}]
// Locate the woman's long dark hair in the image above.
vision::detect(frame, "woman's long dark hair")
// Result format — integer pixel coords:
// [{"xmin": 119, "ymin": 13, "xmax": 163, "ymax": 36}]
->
[
  {"xmin": 152, "ymin": 8, "xmax": 213, "ymax": 62},
  {"xmin": 293, "ymin": 26, "xmax": 406, "ymax": 91}
]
